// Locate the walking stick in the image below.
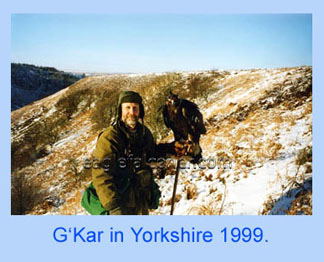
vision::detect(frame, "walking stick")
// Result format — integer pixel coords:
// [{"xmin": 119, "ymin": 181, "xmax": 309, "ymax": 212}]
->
[{"xmin": 170, "ymin": 159, "xmax": 181, "ymax": 215}]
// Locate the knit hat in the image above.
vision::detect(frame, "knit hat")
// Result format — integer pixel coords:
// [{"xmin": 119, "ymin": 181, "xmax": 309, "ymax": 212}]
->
[{"xmin": 117, "ymin": 91, "xmax": 144, "ymax": 120}]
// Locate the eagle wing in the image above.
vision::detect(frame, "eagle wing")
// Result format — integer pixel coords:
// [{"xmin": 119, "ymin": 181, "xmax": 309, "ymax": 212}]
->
[
  {"xmin": 162, "ymin": 104, "xmax": 172, "ymax": 129},
  {"xmin": 181, "ymin": 99, "xmax": 206, "ymax": 138},
  {"xmin": 162, "ymin": 103, "xmax": 185, "ymax": 141}
]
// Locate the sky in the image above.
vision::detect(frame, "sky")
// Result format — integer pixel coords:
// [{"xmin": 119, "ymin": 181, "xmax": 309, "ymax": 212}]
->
[{"xmin": 11, "ymin": 14, "xmax": 312, "ymax": 73}]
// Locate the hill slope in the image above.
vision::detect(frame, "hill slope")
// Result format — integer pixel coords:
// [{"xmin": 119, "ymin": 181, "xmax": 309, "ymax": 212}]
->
[
  {"xmin": 11, "ymin": 63, "xmax": 84, "ymax": 111},
  {"xmin": 11, "ymin": 66, "xmax": 312, "ymax": 215}
]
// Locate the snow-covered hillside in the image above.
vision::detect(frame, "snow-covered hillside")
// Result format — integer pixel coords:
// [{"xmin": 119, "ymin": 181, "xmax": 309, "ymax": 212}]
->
[
  {"xmin": 11, "ymin": 63, "xmax": 84, "ymax": 111},
  {"xmin": 11, "ymin": 66, "xmax": 312, "ymax": 215}
]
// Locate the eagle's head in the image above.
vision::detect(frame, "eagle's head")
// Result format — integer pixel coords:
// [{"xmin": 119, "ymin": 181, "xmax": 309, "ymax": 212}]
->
[{"xmin": 166, "ymin": 91, "xmax": 180, "ymax": 107}]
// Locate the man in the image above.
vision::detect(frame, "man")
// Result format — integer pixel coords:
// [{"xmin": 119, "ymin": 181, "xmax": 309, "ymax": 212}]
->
[{"xmin": 84, "ymin": 91, "xmax": 173, "ymax": 215}]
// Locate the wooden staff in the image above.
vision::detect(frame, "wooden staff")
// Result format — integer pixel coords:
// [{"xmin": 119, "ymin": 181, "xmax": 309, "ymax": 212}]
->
[{"xmin": 170, "ymin": 159, "xmax": 181, "ymax": 215}]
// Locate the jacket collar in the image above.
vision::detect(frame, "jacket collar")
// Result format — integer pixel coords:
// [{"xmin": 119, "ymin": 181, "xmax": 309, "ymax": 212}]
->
[{"xmin": 117, "ymin": 120, "xmax": 145, "ymax": 146}]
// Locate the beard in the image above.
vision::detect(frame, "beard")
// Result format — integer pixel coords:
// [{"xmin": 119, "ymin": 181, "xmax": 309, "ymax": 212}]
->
[{"xmin": 124, "ymin": 115, "xmax": 139, "ymax": 128}]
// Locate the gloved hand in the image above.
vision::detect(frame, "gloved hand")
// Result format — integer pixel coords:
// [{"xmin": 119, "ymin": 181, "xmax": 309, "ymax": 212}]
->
[
  {"xmin": 174, "ymin": 141, "xmax": 193, "ymax": 157},
  {"xmin": 109, "ymin": 206, "xmax": 124, "ymax": 215}
]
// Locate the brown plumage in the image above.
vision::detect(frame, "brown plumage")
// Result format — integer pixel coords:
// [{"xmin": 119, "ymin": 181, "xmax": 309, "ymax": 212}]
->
[{"xmin": 162, "ymin": 92, "xmax": 206, "ymax": 163}]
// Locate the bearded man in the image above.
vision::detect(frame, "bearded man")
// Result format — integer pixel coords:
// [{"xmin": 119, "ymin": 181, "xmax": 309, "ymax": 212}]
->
[{"xmin": 82, "ymin": 91, "xmax": 173, "ymax": 215}]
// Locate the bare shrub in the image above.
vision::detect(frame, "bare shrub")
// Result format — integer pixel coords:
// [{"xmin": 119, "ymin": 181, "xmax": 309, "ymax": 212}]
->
[
  {"xmin": 11, "ymin": 172, "xmax": 47, "ymax": 215},
  {"xmin": 11, "ymin": 117, "xmax": 64, "ymax": 171},
  {"xmin": 186, "ymin": 184, "xmax": 198, "ymax": 200},
  {"xmin": 186, "ymin": 73, "xmax": 216, "ymax": 100},
  {"xmin": 296, "ymin": 146, "xmax": 312, "ymax": 167},
  {"xmin": 56, "ymin": 88, "xmax": 93, "ymax": 120},
  {"xmin": 286, "ymin": 190, "xmax": 312, "ymax": 215},
  {"xmin": 90, "ymin": 90, "xmax": 119, "ymax": 131},
  {"xmin": 195, "ymin": 204, "xmax": 218, "ymax": 215},
  {"xmin": 189, "ymin": 195, "xmax": 223, "ymax": 215},
  {"xmin": 11, "ymin": 141, "xmax": 36, "ymax": 172},
  {"xmin": 260, "ymin": 195, "xmax": 276, "ymax": 215},
  {"xmin": 67, "ymin": 157, "xmax": 90, "ymax": 187}
]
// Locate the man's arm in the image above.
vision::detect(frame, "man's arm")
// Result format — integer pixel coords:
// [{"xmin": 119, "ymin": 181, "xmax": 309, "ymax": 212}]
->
[
  {"xmin": 92, "ymin": 129, "xmax": 122, "ymax": 213},
  {"xmin": 155, "ymin": 142, "xmax": 176, "ymax": 158}
]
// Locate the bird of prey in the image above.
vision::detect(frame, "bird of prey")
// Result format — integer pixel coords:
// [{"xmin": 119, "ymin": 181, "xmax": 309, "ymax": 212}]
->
[{"xmin": 162, "ymin": 92, "xmax": 206, "ymax": 163}]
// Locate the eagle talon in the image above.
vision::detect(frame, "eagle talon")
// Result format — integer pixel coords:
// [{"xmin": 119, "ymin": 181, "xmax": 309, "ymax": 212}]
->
[{"xmin": 174, "ymin": 140, "xmax": 193, "ymax": 157}]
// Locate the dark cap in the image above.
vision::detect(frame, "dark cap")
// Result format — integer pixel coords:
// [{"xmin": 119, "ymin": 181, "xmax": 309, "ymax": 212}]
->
[
  {"xmin": 117, "ymin": 91, "xmax": 144, "ymax": 119},
  {"xmin": 118, "ymin": 91, "xmax": 142, "ymax": 106}
]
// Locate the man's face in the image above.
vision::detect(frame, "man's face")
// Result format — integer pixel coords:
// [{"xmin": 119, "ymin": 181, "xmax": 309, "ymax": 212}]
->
[{"xmin": 121, "ymin": 102, "xmax": 140, "ymax": 129}]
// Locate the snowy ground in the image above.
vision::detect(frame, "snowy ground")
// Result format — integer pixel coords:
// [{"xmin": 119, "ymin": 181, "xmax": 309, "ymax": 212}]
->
[
  {"xmin": 151, "ymin": 66, "xmax": 312, "ymax": 215},
  {"xmin": 11, "ymin": 66, "xmax": 312, "ymax": 215},
  {"xmin": 152, "ymin": 116, "xmax": 311, "ymax": 215}
]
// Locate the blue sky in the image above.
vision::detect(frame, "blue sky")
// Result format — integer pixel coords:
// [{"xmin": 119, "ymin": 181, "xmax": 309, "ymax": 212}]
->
[{"xmin": 11, "ymin": 14, "xmax": 312, "ymax": 73}]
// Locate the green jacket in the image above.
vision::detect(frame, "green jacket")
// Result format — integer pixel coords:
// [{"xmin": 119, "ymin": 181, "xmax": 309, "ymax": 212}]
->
[{"xmin": 91, "ymin": 121, "xmax": 165, "ymax": 213}]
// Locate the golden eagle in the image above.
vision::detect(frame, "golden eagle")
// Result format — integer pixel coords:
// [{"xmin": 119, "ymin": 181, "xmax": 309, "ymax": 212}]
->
[{"xmin": 162, "ymin": 92, "xmax": 206, "ymax": 163}]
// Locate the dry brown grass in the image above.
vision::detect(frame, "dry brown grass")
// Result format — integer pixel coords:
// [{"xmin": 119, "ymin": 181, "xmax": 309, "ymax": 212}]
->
[
  {"xmin": 186, "ymin": 184, "xmax": 198, "ymax": 200},
  {"xmin": 267, "ymin": 140, "xmax": 283, "ymax": 160},
  {"xmin": 188, "ymin": 193, "xmax": 224, "ymax": 215},
  {"xmin": 12, "ymin": 66, "xmax": 312, "ymax": 215},
  {"xmin": 60, "ymin": 190, "xmax": 84, "ymax": 215},
  {"xmin": 239, "ymin": 155, "xmax": 255, "ymax": 168},
  {"xmin": 286, "ymin": 190, "xmax": 312, "ymax": 215},
  {"xmin": 204, "ymin": 173, "xmax": 213, "ymax": 181},
  {"xmin": 11, "ymin": 172, "xmax": 48, "ymax": 215},
  {"xmin": 203, "ymin": 72, "xmax": 264, "ymax": 118},
  {"xmin": 194, "ymin": 204, "xmax": 218, "ymax": 215},
  {"xmin": 243, "ymin": 169, "xmax": 249, "ymax": 179},
  {"xmin": 205, "ymin": 68, "xmax": 311, "ymax": 173},
  {"xmin": 216, "ymin": 168, "xmax": 224, "ymax": 180},
  {"xmin": 209, "ymin": 186, "xmax": 217, "ymax": 194},
  {"xmin": 273, "ymin": 114, "xmax": 284, "ymax": 124},
  {"xmin": 165, "ymin": 194, "xmax": 182, "ymax": 206},
  {"xmin": 296, "ymin": 145, "xmax": 312, "ymax": 167},
  {"xmin": 219, "ymin": 73, "xmax": 263, "ymax": 100},
  {"xmin": 301, "ymin": 100, "xmax": 312, "ymax": 117},
  {"xmin": 260, "ymin": 195, "xmax": 276, "ymax": 215},
  {"xmin": 210, "ymin": 104, "xmax": 288, "ymax": 168}
]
